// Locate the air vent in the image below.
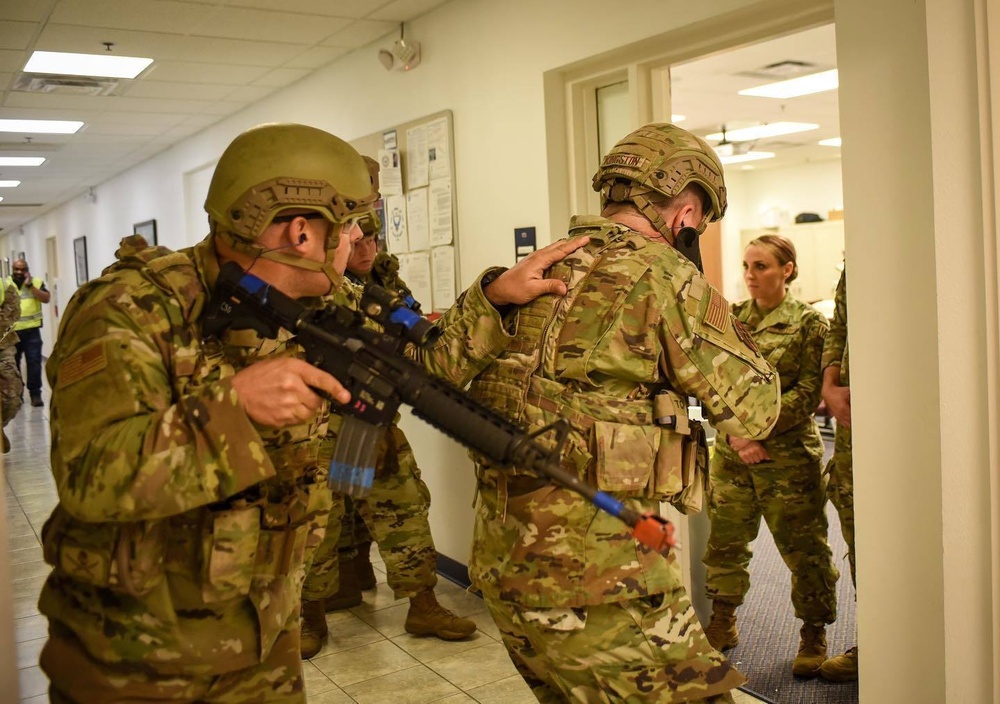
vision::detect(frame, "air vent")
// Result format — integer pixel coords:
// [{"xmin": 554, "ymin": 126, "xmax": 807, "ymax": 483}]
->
[
  {"xmin": 13, "ymin": 73, "xmax": 121, "ymax": 97},
  {"xmin": 737, "ymin": 60, "xmax": 830, "ymax": 81}
]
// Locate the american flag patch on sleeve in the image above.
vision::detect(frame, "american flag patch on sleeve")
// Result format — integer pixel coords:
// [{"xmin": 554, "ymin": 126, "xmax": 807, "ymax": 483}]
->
[
  {"xmin": 704, "ymin": 287, "xmax": 729, "ymax": 333},
  {"xmin": 57, "ymin": 341, "xmax": 108, "ymax": 389}
]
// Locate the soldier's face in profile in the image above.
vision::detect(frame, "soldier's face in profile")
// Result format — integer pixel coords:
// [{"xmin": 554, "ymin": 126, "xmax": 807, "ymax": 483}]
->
[
  {"xmin": 347, "ymin": 236, "xmax": 378, "ymax": 275},
  {"xmin": 333, "ymin": 221, "xmax": 364, "ymax": 276}
]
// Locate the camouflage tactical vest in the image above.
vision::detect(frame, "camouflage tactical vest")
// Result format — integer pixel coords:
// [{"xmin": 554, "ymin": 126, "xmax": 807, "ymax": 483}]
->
[{"xmin": 470, "ymin": 219, "xmax": 699, "ymax": 508}]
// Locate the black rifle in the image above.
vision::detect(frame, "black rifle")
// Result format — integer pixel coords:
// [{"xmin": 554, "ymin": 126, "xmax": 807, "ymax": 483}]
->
[{"xmin": 203, "ymin": 262, "xmax": 677, "ymax": 555}]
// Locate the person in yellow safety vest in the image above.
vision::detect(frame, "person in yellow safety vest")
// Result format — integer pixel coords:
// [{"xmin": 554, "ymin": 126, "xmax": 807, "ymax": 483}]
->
[{"xmin": 9, "ymin": 259, "xmax": 50, "ymax": 407}]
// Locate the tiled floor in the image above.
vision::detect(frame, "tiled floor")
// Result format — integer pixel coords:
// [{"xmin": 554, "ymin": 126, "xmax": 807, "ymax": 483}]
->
[{"xmin": 3, "ymin": 392, "xmax": 772, "ymax": 704}]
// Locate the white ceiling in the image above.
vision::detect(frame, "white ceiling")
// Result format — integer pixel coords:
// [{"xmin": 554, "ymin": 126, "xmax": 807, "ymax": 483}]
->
[
  {"xmin": 0, "ymin": 11, "xmax": 840, "ymax": 235},
  {"xmin": 0, "ymin": 0, "xmax": 449, "ymax": 234},
  {"xmin": 671, "ymin": 23, "xmax": 840, "ymax": 172}
]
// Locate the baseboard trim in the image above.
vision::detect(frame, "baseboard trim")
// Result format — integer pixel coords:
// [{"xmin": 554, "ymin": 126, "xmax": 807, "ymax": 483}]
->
[{"xmin": 436, "ymin": 553, "xmax": 472, "ymax": 591}]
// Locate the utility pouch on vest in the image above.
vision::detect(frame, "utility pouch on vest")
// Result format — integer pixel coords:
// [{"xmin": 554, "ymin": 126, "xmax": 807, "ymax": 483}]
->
[
  {"xmin": 592, "ymin": 421, "xmax": 659, "ymax": 493},
  {"xmin": 42, "ymin": 506, "xmax": 167, "ymax": 596},
  {"xmin": 653, "ymin": 391, "xmax": 708, "ymax": 514},
  {"xmin": 201, "ymin": 505, "xmax": 260, "ymax": 603}
]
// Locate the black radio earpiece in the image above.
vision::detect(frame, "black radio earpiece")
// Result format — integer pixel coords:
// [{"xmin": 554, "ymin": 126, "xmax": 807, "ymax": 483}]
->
[{"xmin": 673, "ymin": 222, "xmax": 704, "ymax": 273}]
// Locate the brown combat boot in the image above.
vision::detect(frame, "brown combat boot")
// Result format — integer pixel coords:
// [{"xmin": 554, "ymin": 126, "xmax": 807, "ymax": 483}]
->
[
  {"xmin": 405, "ymin": 589, "xmax": 476, "ymax": 640},
  {"xmin": 2, "ymin": 430, "xmax": 9, "ymax": 454},
  {"xmin": 705, "ymin": 599, "xmax": 739, "ymax": 651},
  {"xmin": 299, "ymin": 599, "xmax": 328, "ymax": 659},
  {"xmin": 353, "ymin": 541, "xmax": 377, "ymax": 590},
  {"xmin": 324, "ymin": 556, "xmax": 363, "ymax": 611},
  {"xmin": 820, "ymin": 645, "xmax": 858, "ymax": 682},
  {"xmin": 792, "ymin": 622, "xmax": 828, "ymax": 677}
]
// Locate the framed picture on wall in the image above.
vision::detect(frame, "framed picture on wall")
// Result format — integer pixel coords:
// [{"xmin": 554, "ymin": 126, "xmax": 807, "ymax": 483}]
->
[
  {"xmin": 73, "ymin": 236, "xmax": 88, "ymax": 286},
  {"xmin": 133, "ymin": 219, "xmax": 157, "ymax": 246}
]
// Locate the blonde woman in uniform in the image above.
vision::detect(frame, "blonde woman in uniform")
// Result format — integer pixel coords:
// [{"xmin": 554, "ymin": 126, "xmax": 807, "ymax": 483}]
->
[{"xmin": 703, "ymin": 234, "xmax": 839, "ymax": 678}]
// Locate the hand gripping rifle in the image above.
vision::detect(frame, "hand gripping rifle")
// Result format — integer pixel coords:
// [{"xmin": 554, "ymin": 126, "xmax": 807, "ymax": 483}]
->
[{"xmin": 203, "ymin": 262, "xmax": 677, "ymax": 555}]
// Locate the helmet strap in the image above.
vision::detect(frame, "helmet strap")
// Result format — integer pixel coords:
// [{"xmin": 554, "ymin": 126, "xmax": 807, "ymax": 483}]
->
[
  {"xmin": 633, "ymin": 194, "xmax": 676, "ymax": 245},
  {"xmin": 215, "ymin": 229, "xmax": 344, "ymax": 294}
]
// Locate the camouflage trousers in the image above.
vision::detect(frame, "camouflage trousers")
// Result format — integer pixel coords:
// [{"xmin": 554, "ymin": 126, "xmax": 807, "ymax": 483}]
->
[
  {"xmin": 0, "ymin": 345, "xmax": 23, "ymax": 426},
  {"xmin": 825, "ymin": 423, "xmax": 855, "ymax": 587},
  {"xmin": 704, "ymin": 453, "xmax": 839, "ymax": 625},
  {"xmin": 483, "ymin": 586, "xmax": 744, "ymax": 703},
  {"xmin": 42, "ymin": 616, "xmax": 305, "ymax": 703},
  {"xmin": 302, "ymin": 424, "xmax": 437, "ymax": 600}
]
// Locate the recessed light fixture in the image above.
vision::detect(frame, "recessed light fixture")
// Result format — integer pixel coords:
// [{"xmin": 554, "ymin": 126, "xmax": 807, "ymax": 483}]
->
[
  {"xmin": 0, "ymin": 196, "xmax": 4, "ymax": 203},
  {"xmin": 0, "ymin": 180, "xmax": 20, "ymax": 187},
  {"xmin": 671, "ymin": 114, "xmax": 686, "ymax": 123},
  {"xmin": 706, "ymin": 122, "xmax": 818, "ymax": 142},
  {"xmin": 0, "ymin": 119, "xmax": 83, "ymax": 134},
  {"xmin": 739, "ymin": 69, "xmax": 839, "ymax": 99},
  {"xmin": 0, "ymin": 157, "xmax": 46, "ymax": 167},
  {"xmin": 25, "ymin": 50, "xmax": 153, "ymax": 79},
  {"xmin": 720, "ymin": 151, "xmax": 775, "ymax": 165},
  {"xmin": 819, "ymin": 137, "xmax": 842, "ymax": 147}
]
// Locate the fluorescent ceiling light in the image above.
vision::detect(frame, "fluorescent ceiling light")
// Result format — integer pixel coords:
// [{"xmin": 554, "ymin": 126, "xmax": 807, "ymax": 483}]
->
[
  {"xmin": 706, "ymin": 122, "xmax": 818, "ymax": 142},
  {"xmin": 720, "ymin": 151, "xmax": 775, "ymax": 165},
  {"xmin": 819, "ymin": 137, "xmax": 842, "ymax": 147},
  {"xmin": 0, "ymin": 119, "xmax": 82, "ymax": 134},
  {"xmin": 0, "ymin": 157, "xmax": 46, "ymax": 166},
  {"xmin": 25, "ymin": 50, "xmax": 153, "ymax": 79},
  {"xmin": 739, "ymin": 69, "xmax": 839, "ymax": 99},
  {"xmin": 0, "ymin": 180, "xmax": 20, "ymax": 187},
  {"xmin": 0, "ymin": 197, "xmax": 4, "ymax": 203},
  {"xmin": 671, "ymin": 114, "xmax": 686, "ymax": 123}
]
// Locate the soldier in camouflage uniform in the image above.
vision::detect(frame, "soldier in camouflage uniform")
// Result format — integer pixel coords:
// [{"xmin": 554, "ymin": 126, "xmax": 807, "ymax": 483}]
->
[
  {"xmin": 818, "ymin": 266, "xmax": 857, "ymax": 682},
  {"xmin": 0, "ymin": 278, "xmax": 23, "ymax": 451},
  {"xmin": 300, "ymin": 229, "xmax": 475, "ymax": 658},
  {"xmin": 37, "ymin": 122, "xmax": 583, "ymax": 703},
  {"xmin": 702, "ymin": 235, "xmax": 839, "ymax": 678},
  {"xmin": 467, "ymin": 123, "xmax": 781, "ymax": 703}
]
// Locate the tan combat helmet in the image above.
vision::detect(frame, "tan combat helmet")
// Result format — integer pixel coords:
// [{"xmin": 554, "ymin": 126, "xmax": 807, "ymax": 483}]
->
[
  {"xmin": 205, "ymin": 123, "xmax": 377, "ymax": 287},
  {"xmin": 592, "ymin": 123, "xmax": 727, "ymax": 243}
]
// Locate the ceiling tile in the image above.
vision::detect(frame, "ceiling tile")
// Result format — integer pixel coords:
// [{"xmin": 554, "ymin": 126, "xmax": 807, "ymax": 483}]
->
[
  {"xmin": 0, "ymin": 49, "xmax": 25, "ymax": 72},
  {"xmin": 188, "ymin": 7, "xmax": 351, "ymax": 44},
  {"xmin": 284, "ymin": 45, "xmax": 350, "ymax": 70},
  {"xmin": 50, "ymin": 0, "xmax": 211, "ymax": 35},
  {"xmin": 0, "ymin": 1, "xmax": 57, "ymax": 23},
  {"xmin": 320, "ymin": 19, "xmax": 399, "ymax": 49},
  {"xmin": 222, "ymin": 0, "xmax": 390, "ymax": 19},
  {"xmin": 219, "ymin": 84, "xmax": 276, "ymax": 103},
  {"xmin": 124, "ymin": 80, "xmax": 230, "ymax": 101},
  {"xmin": 251, "ymin": 67, "xmax": 310, "ymax": 88},
  {"xmin": 143, "ymin": 61, "xmax": 271, "ymax": 85},
  {"xmin": 369, "ymin": 0, "xmax": 449, "ymax": 22},
  {"xmin": 0, "ymin": 21, "xmax": 38, "ymax": 51}
]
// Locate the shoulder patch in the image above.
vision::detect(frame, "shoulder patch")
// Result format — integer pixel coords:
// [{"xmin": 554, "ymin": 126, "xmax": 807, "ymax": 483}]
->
[
  {"xmin": 704, "ymin": 287, "xmax": 729, "ymax": 333},
  {"xmin": 56, "ymin": 340, "xmax": 108, "ymax": 389},
  {"xmin": 732, "ymin": 318, "xmax": 760, "ymax": 355}
]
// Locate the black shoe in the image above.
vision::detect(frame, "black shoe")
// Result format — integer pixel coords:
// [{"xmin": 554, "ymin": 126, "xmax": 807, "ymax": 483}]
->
[
  {"xmin": 2, "ymin": 431, "xmax": 9, "ymax": 454},
  {"xmin": 30, "ymin": 394, "xmax": 43, "ymax": 407}
]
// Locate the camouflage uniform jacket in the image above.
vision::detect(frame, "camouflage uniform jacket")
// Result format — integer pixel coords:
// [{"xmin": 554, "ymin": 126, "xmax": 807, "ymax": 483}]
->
[
  {"xmin": 468, "ymin": 215, "xmax": 780, "ymax": 608},
  {"xmin": 822, "ymin": 267, "xmax": 849, "ymax": 385},
  {"xmin": 0, "ymin": 282, "xmax": 20, "ymax": 350},
  {"xmin": 40, "ymin": 236, "xmax": 335, "ymax": 677},
  {"xmin": 715, "ymin": 294, "xmax": 827, "ymax": 466}
]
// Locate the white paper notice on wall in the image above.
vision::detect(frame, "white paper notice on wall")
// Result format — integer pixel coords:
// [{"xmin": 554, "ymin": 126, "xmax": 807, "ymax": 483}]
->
[
  {"xmin": 385, "ymin": 194, "xmax": 409, "ymax": 253},
  {"xmin": 428, "ymin": 178, "xmax": 452, "ymax": 246},
  {"xmin": 431, "ymin": 245, "xmax": 456, "ymax": 310},
  {"xmin": 406, "ymin": 124, "xmax": 429, "ymax": 189},
  {"xmin": 378, "ymin": 149, "xmax": 403, "ymax": 196},
  {"xmin": 398, "ymin": 251, "xmax": 432, "ymax": 310},
  {"xmin": 405, "ymin": 188, "xmax": 429, "ymax": 251},
  {"xmin": 427, "ymin": 116, "xmax": 451, "ymax": 181}
]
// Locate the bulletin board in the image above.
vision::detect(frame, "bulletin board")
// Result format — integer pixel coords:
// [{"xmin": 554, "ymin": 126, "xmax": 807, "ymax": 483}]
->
[{"xmin": 350, "ymin": 109, "xmax": 458, "ymax": 313}]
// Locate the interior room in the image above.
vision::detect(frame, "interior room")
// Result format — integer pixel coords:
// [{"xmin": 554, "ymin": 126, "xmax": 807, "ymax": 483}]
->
[{"xmin": 0, "ymin": 1, "xmax": 997, "ymax": 703}]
